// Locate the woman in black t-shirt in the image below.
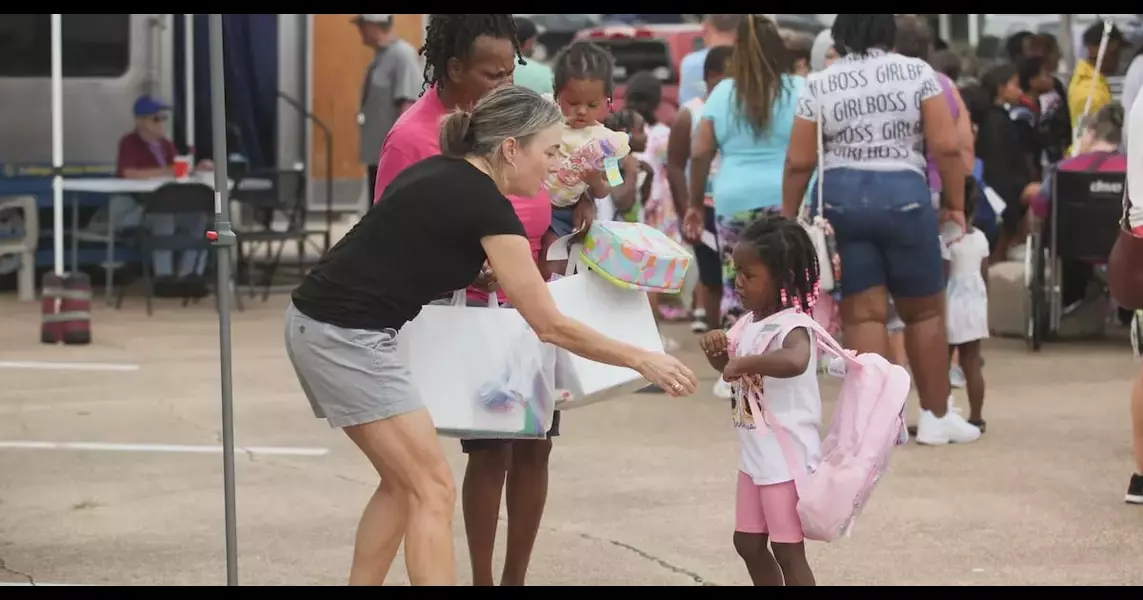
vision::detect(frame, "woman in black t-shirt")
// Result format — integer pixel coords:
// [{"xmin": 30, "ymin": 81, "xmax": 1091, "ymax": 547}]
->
[{"xmin": 285, "ymin": 85, "xmax": 698, "ymax": 586}]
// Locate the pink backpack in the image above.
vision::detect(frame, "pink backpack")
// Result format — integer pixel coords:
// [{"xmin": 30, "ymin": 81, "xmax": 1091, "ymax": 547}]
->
[{"xmin": 739, "ymin": 311, "xmax": 911, "ymax": 543}]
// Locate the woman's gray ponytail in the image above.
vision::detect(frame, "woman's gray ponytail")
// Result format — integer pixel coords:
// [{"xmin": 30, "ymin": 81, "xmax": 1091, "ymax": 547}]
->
[{"xmin": 437, "ymin": 85, "xmax": 564, "ymax": 163}]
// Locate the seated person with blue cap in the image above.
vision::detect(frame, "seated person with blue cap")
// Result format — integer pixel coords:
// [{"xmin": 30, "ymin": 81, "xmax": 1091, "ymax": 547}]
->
[{"xmin": 87, "ymin": 95, "xmax": 214, "ymax": 296}]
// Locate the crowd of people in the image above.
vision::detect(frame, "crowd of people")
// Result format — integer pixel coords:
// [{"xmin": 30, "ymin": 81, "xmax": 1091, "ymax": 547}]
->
[{"xmin": 282, "ymin": 14, "xmax": 1143, "ymax": 586}]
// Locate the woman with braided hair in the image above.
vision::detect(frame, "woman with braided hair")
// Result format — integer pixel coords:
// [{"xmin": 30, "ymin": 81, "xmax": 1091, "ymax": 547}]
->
[
  {"xmin": 781, "ymin": 14, "xmax": 979, "ymax": 446},
  {"xmin": 683, "ymin": 14, "xmax": 803, "ymax": 329},
  {"xmin": 370, "ymin": 14, "xmax": 595, "ymax": 586},
  {"xmin": 373, "ymin": 13, "xmax": 522, "ymax": 198}
]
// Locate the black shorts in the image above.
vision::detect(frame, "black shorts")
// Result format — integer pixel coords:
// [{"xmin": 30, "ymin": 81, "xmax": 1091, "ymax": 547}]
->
[
  {"xmin": 367, "ymin": 165, "xmax": 379, "ymax": 206},
  {"xmin": 460, "ymin": 410, "xmax": 561, "ymax": 454},
  {"xmin": 691, "ymin": 206, "xmax": 721, "ymax": 288}
]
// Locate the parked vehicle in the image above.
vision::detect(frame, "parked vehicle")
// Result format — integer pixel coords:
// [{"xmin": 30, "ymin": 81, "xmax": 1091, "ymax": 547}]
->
[
  {"xmin": 774, "ymin": 14, "xmax": 828, "ymax": 37},
  {"xmin": 575, "ymin": 24, "xmax": 703, "ymax": 126},
  {"xmin": 601, "ymin": 14, "xmax": 699, "ymax": 26},
  {"xmin": 514, "ymin": 14, "xmax": 601, "ymax": 63}
]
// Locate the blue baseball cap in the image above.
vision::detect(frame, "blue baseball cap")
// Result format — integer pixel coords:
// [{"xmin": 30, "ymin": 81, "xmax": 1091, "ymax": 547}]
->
[{"xmin": 133, "ymin": 95, "xmax": 170, "ymax": 117}]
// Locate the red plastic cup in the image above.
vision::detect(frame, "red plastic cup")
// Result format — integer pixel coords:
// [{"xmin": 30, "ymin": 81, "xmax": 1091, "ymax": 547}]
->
[{"xmin": 173, "ymin": 156, "xmax": 191, "ymax": 179}]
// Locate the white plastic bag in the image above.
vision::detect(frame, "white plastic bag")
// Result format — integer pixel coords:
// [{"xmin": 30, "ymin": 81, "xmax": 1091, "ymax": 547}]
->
[
  {"xmin": 397, "ymin": 291, "xmax": 558, "ymax": 438},
  {"xmin": 546, "ymin": 237, "xmax": 664, "ymax": 409}
]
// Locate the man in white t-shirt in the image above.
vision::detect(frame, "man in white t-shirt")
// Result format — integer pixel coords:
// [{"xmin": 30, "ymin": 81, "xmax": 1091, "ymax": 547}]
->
[
  {"xmin": 1126, "ymin": 90, "xmax": 1143, "ymax": 504},
  {"xmin": 677, "ymin": 15, "xmax": 741, "ymax": 107},
  {"xmin": 1128, "ymin": 91, "xmax": 1143, "ymax": 234}
]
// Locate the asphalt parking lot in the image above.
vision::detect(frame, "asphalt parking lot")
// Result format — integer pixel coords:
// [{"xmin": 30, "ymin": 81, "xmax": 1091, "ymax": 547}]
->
[{"xmin": 1, "ymin": 294, "xmax": 1141, "ymax": 586}]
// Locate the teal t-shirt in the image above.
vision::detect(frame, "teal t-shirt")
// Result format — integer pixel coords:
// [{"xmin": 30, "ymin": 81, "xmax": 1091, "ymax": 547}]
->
[
  {"xmin": 701, "ymin": 75, "xmax": 804, "ymax": 216},
  {"xmin": 513, "ymin": 59, "xmax": 554, "ymax": 96}
]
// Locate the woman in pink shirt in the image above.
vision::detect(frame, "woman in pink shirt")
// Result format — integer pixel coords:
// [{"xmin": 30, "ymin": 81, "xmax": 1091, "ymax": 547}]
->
[{"xmin": 374, "ymin": 15, "xmax": 594, "ymax": 586}]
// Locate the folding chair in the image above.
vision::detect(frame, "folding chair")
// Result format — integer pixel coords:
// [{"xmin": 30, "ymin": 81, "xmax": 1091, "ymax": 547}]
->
[
  {"xmin": 233, "ymin": 167, "xmax": 327, "ymax": 301},
  {"xmin": 116, "ymin": 182, "xmax": 216, "ymax": 316},
  {"xmin": 0, "ymin": 195, "xmax": 38, "ymax": 302}
]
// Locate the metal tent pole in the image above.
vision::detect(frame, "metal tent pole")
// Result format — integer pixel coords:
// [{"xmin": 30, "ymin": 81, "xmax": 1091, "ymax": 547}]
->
[
  {"xmin": 206, "ymin": 13, "xmax": 239, "ymax": 587},
  {"xmin": 51, "ymin": 14, "xmax": 64, "ymax": 276},
  {"xmin": 1072, "ymin": 17, "xmax": 1114, "ymax": 155},
  {"xmin": 185, "ymin": 14, "xmax": 196, "ymax": 156}
]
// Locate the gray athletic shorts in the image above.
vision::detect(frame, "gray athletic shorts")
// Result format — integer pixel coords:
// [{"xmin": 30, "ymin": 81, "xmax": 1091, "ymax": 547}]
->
[{"xmin": 284, "ymin": 302, "xmax": 423, "ymax": 428}]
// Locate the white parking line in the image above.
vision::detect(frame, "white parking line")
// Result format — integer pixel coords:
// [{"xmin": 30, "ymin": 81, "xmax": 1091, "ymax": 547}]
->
[
  {"xmin": 0, "ymin": 360, "xmax": 140, "ymax": 372},
  {"xmin": 0, "ymin": 582, "xmax": 95, "ymax": 586},
  {"xmin": 0, "ymin": 441, "xmax": 329, "ymax": 457}
]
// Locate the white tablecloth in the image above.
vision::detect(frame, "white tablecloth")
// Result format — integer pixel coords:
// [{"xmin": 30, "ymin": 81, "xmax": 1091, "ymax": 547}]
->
[{"xmin": 62, "ymin": 174, "xmax": 271, "ymax": 194}]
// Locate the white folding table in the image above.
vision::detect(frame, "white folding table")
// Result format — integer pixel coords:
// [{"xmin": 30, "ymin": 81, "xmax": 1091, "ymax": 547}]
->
[{"xmin": 61, "ymin": 174, "xmax": 271, "ymax": 303}]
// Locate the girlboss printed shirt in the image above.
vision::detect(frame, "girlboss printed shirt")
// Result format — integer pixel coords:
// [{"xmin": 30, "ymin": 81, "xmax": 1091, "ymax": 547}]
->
[{"xmin": 795, "ymin": 49, "xmax": 944, "ymax": 175}]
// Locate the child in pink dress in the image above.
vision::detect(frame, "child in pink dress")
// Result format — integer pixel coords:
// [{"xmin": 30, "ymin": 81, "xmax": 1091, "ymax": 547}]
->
[
  {"xmin": 545, "ymin": 43, "xmax": 629, "ymax": 234},
  {"xmin": 625, "ymin": 71, "xmax": 688, "ymax": 336},
  {"xmin": 540, "ymin": 42, "xmax": 629, "ymax": 276}
]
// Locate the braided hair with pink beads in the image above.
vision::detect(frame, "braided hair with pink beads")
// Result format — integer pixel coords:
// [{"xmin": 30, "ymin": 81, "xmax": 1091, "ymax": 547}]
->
[{"xmin": 737, "ymin": 214, "xmax": 822, "ymax": 316}]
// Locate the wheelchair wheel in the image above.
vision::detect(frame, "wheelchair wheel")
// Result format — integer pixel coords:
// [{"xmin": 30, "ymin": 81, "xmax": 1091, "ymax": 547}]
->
[{"xmin": 1025, "ymin": 234, "xmax": 1047, "ymax": 352}]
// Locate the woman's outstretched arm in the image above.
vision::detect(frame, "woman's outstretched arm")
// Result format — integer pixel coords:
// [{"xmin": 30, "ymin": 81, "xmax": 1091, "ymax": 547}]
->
[{"xmin": 481, "ymin": 234, "xmax": 699, "ymax": 396}]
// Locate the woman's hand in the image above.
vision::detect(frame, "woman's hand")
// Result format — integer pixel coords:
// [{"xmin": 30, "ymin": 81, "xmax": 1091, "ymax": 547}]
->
[
  {"xmin": 1021, "ymin": 182, "xmax": 1041, "ymax": 206},
  {"xmin": 682, "ymin": 206, "xmax": 705, "ymax": 243},
  {"xmin": 631, "ymin": 350, "xmax": 699, "ymax": 397},
  {"xmin": 472, "ymin": 262, "xmax": 498, "ymax": 292},
  {"xmin": 941, "ymin": 209, "xmax": 967, "ymax": 233},
  {"xmin": 482, "ymin": 234, "xmax": 698, "ymax": 395},
  {"xmin": 571, "ymin": 194, "xmax": 597, "ymax": 237}
]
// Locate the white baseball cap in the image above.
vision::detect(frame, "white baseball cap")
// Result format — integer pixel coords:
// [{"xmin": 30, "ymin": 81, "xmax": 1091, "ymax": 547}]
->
[{"xmin": 353, "ymin": 14, "xmax": 393, "ymax": 25}]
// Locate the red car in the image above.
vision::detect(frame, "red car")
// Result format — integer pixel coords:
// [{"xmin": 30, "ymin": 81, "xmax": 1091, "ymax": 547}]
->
[{"xmin": 575, "ymin": 24, "xmax": 704, "ymax": 126}]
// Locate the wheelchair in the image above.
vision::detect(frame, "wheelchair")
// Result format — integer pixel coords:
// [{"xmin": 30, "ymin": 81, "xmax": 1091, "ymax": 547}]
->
[{"xmin": 1024, "ymin": 168, "xmax": 1126, "ymax": 351}]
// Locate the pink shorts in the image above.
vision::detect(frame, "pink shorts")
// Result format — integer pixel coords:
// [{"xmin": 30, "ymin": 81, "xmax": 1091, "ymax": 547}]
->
[{"xmin": 734, "ymin": 472, "xmax": 804, "ymax": 543}]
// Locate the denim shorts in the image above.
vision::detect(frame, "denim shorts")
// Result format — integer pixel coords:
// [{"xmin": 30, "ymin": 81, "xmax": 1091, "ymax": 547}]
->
[
  {"xmin": 821, "ymin": 168, "xmax": 944, "ymax": 299},
  {"xmin": 550, "ymin": 206, "xmax": 577, "ymax": 237}
]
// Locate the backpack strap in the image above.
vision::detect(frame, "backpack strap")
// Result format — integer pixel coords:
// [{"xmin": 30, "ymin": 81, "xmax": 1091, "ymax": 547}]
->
[
  {"xmin": 779, "ymin": 311, "xmax": 860, "ymax": 368},
  {"xmin": 745, "ymin": 384, "xmax": 809, "ymax": 493},
  {"xmin": 736, "ymin": 312, "xmax": 842, "ymax": 493}
]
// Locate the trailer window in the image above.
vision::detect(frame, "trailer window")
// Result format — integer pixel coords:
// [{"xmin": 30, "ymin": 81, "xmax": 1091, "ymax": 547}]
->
[{"xmin": 0, "ymin": 14, "xmax": 131, "ymax": 78}]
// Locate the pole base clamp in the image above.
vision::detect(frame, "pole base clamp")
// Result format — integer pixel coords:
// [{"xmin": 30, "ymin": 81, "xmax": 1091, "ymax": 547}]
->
[{"xmin": 206, "ymin": 230, "xmax": 237, "ymax": 247}]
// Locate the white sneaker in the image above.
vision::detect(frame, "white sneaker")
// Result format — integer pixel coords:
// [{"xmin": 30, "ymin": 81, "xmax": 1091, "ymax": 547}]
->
[
  {"xmin": 712, "ymin": 379, "xmax": 733, "ymax": 399},
  {"xmin": 661, "ymin": 335, "xmax": 681, "ymax": 352},
  {"xmin": 915, "ymin": 409, "xmax": 981, "ymax": 446},
  {"xmin": 949, "ymin": 366, "xmax": 966, "ymax": 389}
]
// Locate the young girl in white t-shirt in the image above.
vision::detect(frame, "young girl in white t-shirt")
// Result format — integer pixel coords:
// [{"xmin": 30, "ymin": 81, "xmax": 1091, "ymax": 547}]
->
[
  {"xmin": 700, "ymin": 214, "xmax": 821, "ymax": 587},
  {"xmin": 944, "ymin": 178, "xmax": 991, "ymax": 432}
]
